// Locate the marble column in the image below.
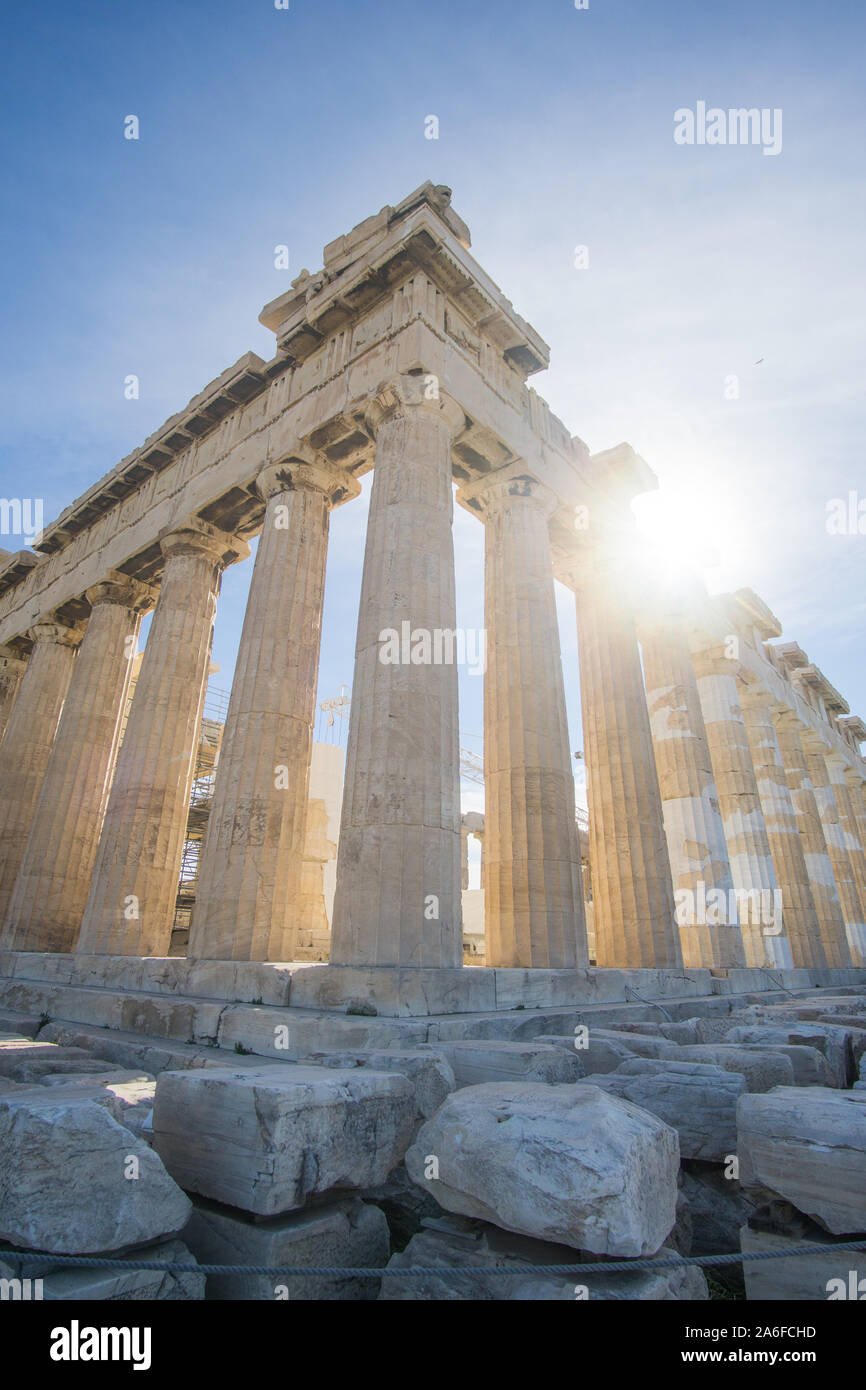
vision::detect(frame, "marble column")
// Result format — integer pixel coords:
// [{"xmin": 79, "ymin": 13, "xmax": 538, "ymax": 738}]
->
[
  {"xmin": 0, "ymin": 620, "xmax": 83, "ymax": 923},
  {"xmin": 0, "ymin": 646, "xmax": 27, "ymax": 747},
  {"xmin": 330, "ymin": 376, "xmax": 464, "ymax": 967},
  {"xmin": 565, "ymin": 546, "xmax": 681, "ymax": 968},
  {"xmin": 639, "ymin": 608, "xmax": 744, "ymax": 968},
  {"xmin": 692, "ymin": 644, "xmax": 793, "ymax": 969},
  {"xmin": 740, "ymin": 688, "xmax": 826, "ymax": 970},
  {"xmin": 773, "ymin": 711, "xmax": 851, "ymax": 969},
  {"xmin": 464, "ymin": 469, "xmax": 587, "ymax": 968},
  {"xmin": 189, "ymin": 456, "xmax": 357, "ymax": 962},
  {"xmin": 824, "ymin": 752, "xmax": 866, "ymax": 964},
  {"xmin": 803, "ymin": 747, "xmax": 866, "ymax": 965},
  {"xmin": 77, "ymin": 520, "xmax": 248, "ymax": 956},
  {"xmin": 2, "ymin": 575, "xmax": 155, "ymax": 952}
]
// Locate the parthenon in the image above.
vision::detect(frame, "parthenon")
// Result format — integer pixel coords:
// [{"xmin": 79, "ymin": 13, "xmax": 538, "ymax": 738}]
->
[
  {"xmin": 1, "ymin": 184, "xmax": 865, "ymax": 1305},
  {"xmin": 0, "ymin": 182, "xmax": 863, "ymax": 980}
]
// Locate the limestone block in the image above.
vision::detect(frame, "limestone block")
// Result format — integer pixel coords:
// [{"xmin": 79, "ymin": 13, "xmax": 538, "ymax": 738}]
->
[
  {"xmin": 726, "ymin": 1022, "xmax": 853, "ymax": 1087},
  {"xmin": 380, "ymin": 1220, "xmax": 707, "ymax": 1300},
  {"xmin": 738, "ymin": 1087, "xmax": 866, "ymax": 1233},
  {"xmin": 184, "ymin": 1197, "xmax": 389, "ymax": 1300},
  {"xmin": 300, "ymin": 1048, "xmax": 455, "ymax": 1125},
  {"xmin": 29, "ymin": 1072, "xmax": 156, "ymax": 1139},
  {"xmin": 536, "ymin": 1034, "xmax": 635, "ymax": 1075},
  {"xmin": 217, "ymin": 1003, "xmax": 428, "ymax": 1058},
  {"xmin": 0, "ymin": 1092, "xmax": 190, "ymax": 1253},
  {"xmin": 723, "ymin": 1030, "xmax": 837, "ymax": 1086},
  {"xmin": 40, "ymin": 1240, "xmax": 204, "ymax": 1301},
  {"xmin": 405, "ymin": 1082, "xmax": 680, "ymax": 1257},
  {"xmin": 591, "ymin": 1029, "xmax": 673, "ymax": 1058},
  {"xmin": 586, "ymin": 1059, "xmax": 744, "ymax": 1161},
  {"xmin": 659, "ymin": 1044, "xmax": 795, "ymax": 1092},
  {"xmin": 431, "ymin": 1040, "xmax": 585, "ymax": 1089},
  {"xmin": 740, "ymin": 1207, "xmax": 865, "ymax": 1301},
  {"xmin": 153, "ymin": 1065, "xmax": 416, "ymax": 1216}
]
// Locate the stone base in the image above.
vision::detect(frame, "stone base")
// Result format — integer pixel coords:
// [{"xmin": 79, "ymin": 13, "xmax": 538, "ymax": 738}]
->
[{"xmin": 1, "ymin": 949, "xmax": 865, "ymax": 1017}]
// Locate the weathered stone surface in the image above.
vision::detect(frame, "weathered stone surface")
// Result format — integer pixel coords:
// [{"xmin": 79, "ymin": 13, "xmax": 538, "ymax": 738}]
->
[
  {"xmin": 184, "ymin": 1196, "xmax": 389, "ymax": 1300},
  {"xmin": 660, "ymin": 1044, "xmax": 795, "ymax": 1092},
  {"xmin": 720, "ymin": 1033, "xmax": 835, "ymax": 1086},
  {"xmin": 587, "ymin": 1059, "xmax": 744, "ymax": 1161},
  {"xmin": 740, "ymin": 1204, "xmax": 864, "ymax": 1301},
  {"xmin": 0, "ymin": 1092, "xmax": 190, "ymax": 1253},
  {"xmin": 538, "ymin": 1034, "xmax": 635, "ymax": 1075},
  {"xmin": 26, "ymin": 1072, "xmax": 156, "ymax": 1140},
  {"xmin": 405, "ymin": 1082, "xmax": 680, "ymax": 1257},
  {"xmin": 380, "ymin": 1219, "xmax": 707, "ymax": 1300},
  {"xmin": 431, "ymin": 1040, "xmax": 585, "ymax": 1088},
  {"xmin": 738, "ymin": 1087, "xmax": 866, "ymax": 1234},
  {"xmin": 726, "ymin": 1022, "xmax": 852, "ymax": 1087},
  {"xmin": 153, "ymin": 1065, "xmax": 416, "ymax": 1216},
  {"xmin": 41, "ymin": 1240, "xmax": 204, "ymax": 1301},
  {"xmin": 300, "ymin": 1048, "xmax": 455, "ymax": 1126}
]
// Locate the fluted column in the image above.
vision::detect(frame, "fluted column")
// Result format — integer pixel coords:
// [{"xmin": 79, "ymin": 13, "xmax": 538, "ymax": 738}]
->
[
  {"xmin": 2, "ymin": 575, "xmax": 155, "ymax": 952},
  {"xmin": 0, "ymin": 621, "xmax": 83, "ymax": 922},
  {"xmin": 802, "ymin": 747, "xmax": 866, "ymax": 965},
  {"xmin": 824, "ymin": 753, "xmax": 866, "ymax": 964},
  {"xmin": 692, "ymin": 644, "xmax": 793, "ymax": 969},
  {"xmin": 77, "ymin": 520, "xmax": 248, "ymax": 956},
  {"xmin": 0, "ymin": 646, "xmax": 27, "ymax": 747},
  {"xmin": 189, "ymin": 456, "xmax": 358, "ymax": 962},
  {"xmin": 330, "ymin": 376, "xmax": 464, "ymax": 967},
  {"xmin": 773, "ymin": 712, "xmax": 851, "ymax": 968},
  {"xmin": 639, "ymin": 607, "xmax": 744, "ymax": 968},
  {"xmin": 460, "ymin": 826, "xmax": 470, "ymax": 892},
  {"xmin": 462, "ymin": 468, "xmax": 587, "ymax": 968},
  {"xmin": 564, "ymin": 545, "xmax": 681, "ymax": 968},
  {"xmin": 740, "ymin": 688, "xmax": 826, "ymax": 969}
]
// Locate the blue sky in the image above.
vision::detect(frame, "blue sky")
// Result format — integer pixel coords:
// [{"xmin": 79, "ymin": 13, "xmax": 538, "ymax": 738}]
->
[{"xmin": 1, "ymin": 0, "xmax": 864, "ymax": 807}]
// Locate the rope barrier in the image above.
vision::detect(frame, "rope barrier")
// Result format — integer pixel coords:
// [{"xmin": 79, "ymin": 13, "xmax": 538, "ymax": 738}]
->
[{"xmin": 5, "ymin": 1237, "xmax": 866, "ymax": 1278}]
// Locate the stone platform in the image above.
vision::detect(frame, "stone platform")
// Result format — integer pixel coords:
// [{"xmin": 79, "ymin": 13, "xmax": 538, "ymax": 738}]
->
[{"xmin": 1, "ymin": 951, "xmax": 865, "ymax": 1071}]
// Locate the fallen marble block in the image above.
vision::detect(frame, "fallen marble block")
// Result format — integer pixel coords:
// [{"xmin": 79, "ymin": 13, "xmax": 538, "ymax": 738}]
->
[
  {"xmin": 300, "ymin": 1048, "xmax": 455, "ymax": 1126},
  {"xmin": 659, "ymin": 1044, "xmax": 794, "ymax": 1092},
  {"xmin": 405, "ymin": 1081, "xmax": 679, "ymax": 1257},
  {"xmin": 536, "ymin": 1034, "xmax": 637, "ymax": 1075},
  {"xmin": 0, "ymin": 1091, "xmax": 190, "ymax": 1253},
  {"xmin": 738, "ymin": 1086, "xmax": 866, "ymax": 1234},
  {"xmin": 39, "ymin": 1239, "xmax": 203, "ymax": 1301},
  {"xmin": 740, "ymin": 1204, "xmax": 865, "ymax": 1301},
  {"xmin": 586, "ymin": 1059, "xmax": 744, "ymax": 1161},
  {"xmin": 726, "ymin": 1022, "xmax": 852, "ymax": 1087},
  {"xmin": 153, "ymin": 1064, "xmax": 416, "ymax": 1216},
  {"xmin": 184, "ymin": 1196, "xmax": 389, "ymax": 1300},
  {"xmin": 429, "ymin": 1040, "xmax": 584, "ymax": 1088},
  {"xmin": 380, "ymin": 1218, "xmax": 707, "ymax": 1301}
]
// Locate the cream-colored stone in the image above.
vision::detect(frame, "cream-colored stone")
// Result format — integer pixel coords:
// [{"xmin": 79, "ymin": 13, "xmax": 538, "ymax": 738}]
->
[
  {"xmin": 330, "ymin": 377, "xmax": 465, "ymax": 967},
  {"xmin": 76, "ymin": 521, "xmax": 248, "ymax": 956},
  {"xmin": 0, "ymin": 621, "xmax": 83, "ymax": 924},
  {"xmin": 3, "ymin": 576, "xmax": 154, "ymax": 952},
  {"xmin": 460, "ymin": 467, "xmax": 587, "ymax": 969},
  {"xmin": 190, "ymin": 459, "xmax": 357, "ymax": 962}
]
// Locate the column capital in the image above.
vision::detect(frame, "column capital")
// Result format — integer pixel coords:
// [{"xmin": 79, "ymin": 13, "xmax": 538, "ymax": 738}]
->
[
  {"xmin": 85, "ymin": 570, "xmax": 158, "ymax": 613},
  {"xmin": 158, "ymin": 518, "xmax": 250, "ymax": 568},
  {"xmin": 27, "ymin": 620, "xmax": 85, "ymax": 649},
  {"xmin": 456, "ymin": 465, "xmax": 558, "ymax": 520},
  {"xmin": 364, "ymin": 373, "xmax": 465, "ymax": 439},
  {"xmin": 256, "ymin": 453, "xmax": 360, "ymax": 510}
]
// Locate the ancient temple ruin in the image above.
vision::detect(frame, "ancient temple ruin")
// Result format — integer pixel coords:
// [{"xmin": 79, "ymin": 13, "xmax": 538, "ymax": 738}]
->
[
  {"xmin": 1, "ymin": 185, "xmax": 866, "ymax": 1303},
  {"xmin": 0, "ymin": 181, "xmax": 863, "ymax": 987}
]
